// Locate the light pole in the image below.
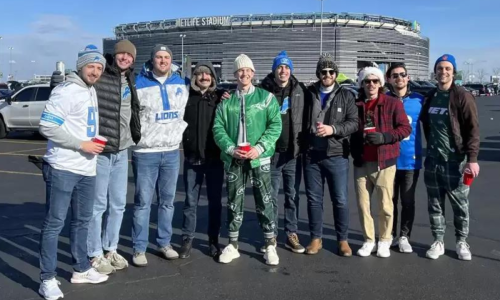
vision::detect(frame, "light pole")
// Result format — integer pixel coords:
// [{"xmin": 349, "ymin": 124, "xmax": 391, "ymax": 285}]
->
[
  {"xmin": 31, "ymin": 60, "xmax": 36, "ymax": 79},
  {"xmin": 179, "ymin": 34, "xmax": 186, "ymax": 69},
  {"xmin": 320, "ymin": 0, "xmax": 324, "ymax": 55},
  {"xmin": 8, "ymin": 47, "xmax": 13, "ymax": 80},
  {"xmin": 0, "ymin": 36, "xmax": 2, "ymax": 80}
]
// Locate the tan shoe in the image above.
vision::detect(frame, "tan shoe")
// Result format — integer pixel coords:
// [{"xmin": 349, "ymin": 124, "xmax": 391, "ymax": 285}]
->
[
  {"xmin": 306, "ymin": 238, "xmax": 323, "ymax": 255},
  {"xmin": 338, "ymin": 241, "xmax": 352, "ymax": 257}
]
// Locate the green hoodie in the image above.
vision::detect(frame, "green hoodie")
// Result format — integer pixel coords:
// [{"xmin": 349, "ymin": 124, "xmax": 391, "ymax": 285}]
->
[{"xmin": 213, "ymin": 86, "xmax": 282, "ymax": 170}]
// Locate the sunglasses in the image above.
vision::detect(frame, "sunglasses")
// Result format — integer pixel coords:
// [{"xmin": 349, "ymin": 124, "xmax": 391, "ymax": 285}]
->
[
  {"xmin": 363, "ymin": 79, "xmax": 380, "ymax": 84},
  {"xmin": 391, "ymin": 72, "xmax": 408, "ymax": 79},
  {"xmin": 321, "ymin": 70, "xmax": 335, "ymax": 76}
]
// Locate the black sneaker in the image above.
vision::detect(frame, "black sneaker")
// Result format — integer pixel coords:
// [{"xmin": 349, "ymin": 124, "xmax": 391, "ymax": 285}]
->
[
  {"xmin": 179, "ymin": 238, "xmax": 192, "ymax": 259},
  {"xmin": 285, "ymin": 233, "xmax": 305, "ymax": 254},
  {"xmin": 209, "ymin": 237, "xmax": 220, "ymax": 257}
]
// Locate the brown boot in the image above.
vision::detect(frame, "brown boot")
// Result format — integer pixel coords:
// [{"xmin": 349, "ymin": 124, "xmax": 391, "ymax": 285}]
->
[
  {"xmin": 306, "ymin": 238, "xmax": 322, "ymax": 255},
  {"xmin": 338, "ymin": 241, "xmax": 352, "ymax": 257}
]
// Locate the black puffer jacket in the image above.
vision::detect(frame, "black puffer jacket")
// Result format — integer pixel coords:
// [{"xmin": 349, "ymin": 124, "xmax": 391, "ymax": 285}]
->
[
  {"xmin": 182, "ymin": 61, "xmax": 222, "ymax": 163},
  {"xmin": 260, "ymin": 73, "xmax": 308, "ymax": 157},
  {"xmin": 304, "ymin": 82, "xmax": 358, "ymax": 157},
  {"xmin": 94, "ymin": 54, "xmax": 141, "ymax": 153}
]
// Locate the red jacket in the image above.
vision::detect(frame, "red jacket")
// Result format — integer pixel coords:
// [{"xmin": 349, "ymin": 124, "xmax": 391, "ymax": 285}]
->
[{"xmin": 351, "ymin": 93, "xmax": 411, "ymax": 170}]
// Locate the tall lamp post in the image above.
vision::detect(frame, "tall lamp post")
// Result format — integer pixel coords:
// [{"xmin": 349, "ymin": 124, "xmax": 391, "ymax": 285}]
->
[
  {"xmin": 179, "ymin": 34, "xmax": 186, "ymax": 70},
  {"xmin": 320, "ymin": 0, "xmax": 324, "ymax": 55},
  {"xmin": 0, "ymin": 36, "xmax": 3, "ymax": 80},
  {"xmin": 8, "ymin": 47, "xmax": 13, "ymax": 80}
]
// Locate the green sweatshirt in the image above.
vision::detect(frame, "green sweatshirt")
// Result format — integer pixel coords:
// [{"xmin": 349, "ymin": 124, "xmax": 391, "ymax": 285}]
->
[{"xmin": 213, "ymin": 86, "xmax": 282, "ymax": 170}]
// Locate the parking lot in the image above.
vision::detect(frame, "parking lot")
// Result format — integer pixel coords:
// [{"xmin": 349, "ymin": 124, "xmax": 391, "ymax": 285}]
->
[{"xmin": 1, "ymin": 97, "xmax": 500, "ymax": 300}]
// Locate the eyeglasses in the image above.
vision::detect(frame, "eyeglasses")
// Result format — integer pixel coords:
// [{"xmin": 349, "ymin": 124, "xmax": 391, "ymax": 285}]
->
[
  {"xmin": 321, "ymin": 70, "xmax": 335, "ymax": 76},
  {"xmin": 363, "ymin": 79, "xmax": 380, "ymax": 84},
  {"xmin": 391, "ymin": 72, "xmax": 408, "ymax": 79}
]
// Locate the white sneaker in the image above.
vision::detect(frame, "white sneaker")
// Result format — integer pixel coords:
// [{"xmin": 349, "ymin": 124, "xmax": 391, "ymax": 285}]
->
[
  {"xmin": 219, "ymin": 244, "xmax": 240, "ymax": 264},
  {"xmin": 357, "ymin": 242, "xmax": 376, "ymax": 257},
  {"xmin": 426, "ymin": 241, "xmax": 445, "ymax": 260},
  {"xmin": 70, "ymin": 268, "xmax": 109, "ymax": 284},
  {"xmin": 91, "ymin": 255, "xmax": 115, "ymax": 275},
  {"xmin": 456, "ymin": 241, "xmax": 472, "ymax": 261},
  {"xmin": 398, "ymin": 237, "xmax": 413, "ymax": 253},
  {"xmin": 106, "ymin": 251, "xmax": 129, "ymax": 270},
  {"xmin": 377, "ymin": 240, "xmax": 391, "ymax": 258},
  {"xmin": 264, "ymin": 245, "xmax": 279, "ymax": 265},
  {"xmin": 39, "ymin": 278, "xmax": 64, "ymax": 300},
  {"xmin": 160, "ymin": 245, "xmax": 179, "ymax": 260}
]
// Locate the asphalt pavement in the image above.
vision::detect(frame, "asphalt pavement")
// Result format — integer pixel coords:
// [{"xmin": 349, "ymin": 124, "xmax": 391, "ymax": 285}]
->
[{"xmin": 1, "ymin": 96, "xmax": 500, "ymax": 300}]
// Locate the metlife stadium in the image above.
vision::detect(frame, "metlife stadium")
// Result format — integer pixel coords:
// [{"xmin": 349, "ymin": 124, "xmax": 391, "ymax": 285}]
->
[{"xmin": 103, "ymin": 12, "xmax": 429, "ymax": 83}]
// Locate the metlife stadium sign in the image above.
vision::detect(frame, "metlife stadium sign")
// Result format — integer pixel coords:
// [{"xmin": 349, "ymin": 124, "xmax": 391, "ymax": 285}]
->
[{"xmin": 176, "ymin": 16, "xmax": 232, "ymax": 28}]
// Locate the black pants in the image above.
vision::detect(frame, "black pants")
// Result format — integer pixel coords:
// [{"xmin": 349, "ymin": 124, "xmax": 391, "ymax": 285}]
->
[{"xmin": 392, "ymin": 170, "xmax": 420, "ymax": 238}]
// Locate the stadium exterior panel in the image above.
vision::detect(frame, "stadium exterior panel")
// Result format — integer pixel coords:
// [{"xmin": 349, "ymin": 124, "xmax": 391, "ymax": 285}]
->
[{"xmin": 103, "ymin": 12, "xmax": 430, "ymax": 83}]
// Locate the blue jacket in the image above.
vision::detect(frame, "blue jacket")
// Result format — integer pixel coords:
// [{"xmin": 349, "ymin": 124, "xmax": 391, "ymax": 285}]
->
[
  {"xmin": 134, "ymin": 61, "xmax": 190, "ymax": 151},
  {"xmin": 387, "ymin": 90, "xmax": 423, "ymax": 170}
]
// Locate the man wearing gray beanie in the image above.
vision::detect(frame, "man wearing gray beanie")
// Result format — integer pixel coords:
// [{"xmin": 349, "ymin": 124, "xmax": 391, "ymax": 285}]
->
[
  {"xmin": 131, "ymin": 43, "xmax": 190, "ymax": 266},
  {"xmin": 303, "ymin": 53, "xmax": 358, "ymax": 257},
  {"xmin": 38, "ymin": 45, "xmax": 108, "ymax": 300}
]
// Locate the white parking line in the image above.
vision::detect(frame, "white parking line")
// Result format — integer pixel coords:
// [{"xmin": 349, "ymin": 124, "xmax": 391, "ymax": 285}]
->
[
  {"xmin": 0, "ymin": 147, "xmax": 47, "ymax": 155},
  {"xmin": 0, "ymin": 170, "xmax": 42, "ymax": 176},
  {"xmin": 0, "ymin": 140, "xmax": 46, "ymax": 145}
]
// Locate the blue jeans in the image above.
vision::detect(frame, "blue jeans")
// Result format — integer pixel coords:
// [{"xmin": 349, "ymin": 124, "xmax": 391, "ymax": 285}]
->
[
  {"xmin": 270, "ymin": 152, "xmax": 302, "ymax": 237},
  {"xmin": 304, "ymin": 151, "xmax": 349, "ymax": 241},
  {"xmin": 39, "ymin": 162, "xmax": 95, "ymax": 281},
  {"xmin": 182, "ymin": 159, "xmax": 224, "ymax": 239},
  {"xmin": 87, "ymin": 149, "xmax": 129, "ymax": 257},
  {"xmin": 132, "ymin": 150, "xmax": 180, "ymax": 253}
]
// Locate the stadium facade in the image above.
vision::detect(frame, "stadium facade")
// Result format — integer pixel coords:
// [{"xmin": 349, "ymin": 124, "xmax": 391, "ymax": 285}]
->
[{"xmin": 103, "ymin": 12, "xmax": 430, "ymax": 83}]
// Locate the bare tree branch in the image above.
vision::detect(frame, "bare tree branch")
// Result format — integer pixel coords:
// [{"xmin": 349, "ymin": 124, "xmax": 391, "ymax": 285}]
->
[{"xmin": 477, "ymin": 69, "xmax": 487, "ymax": 83}]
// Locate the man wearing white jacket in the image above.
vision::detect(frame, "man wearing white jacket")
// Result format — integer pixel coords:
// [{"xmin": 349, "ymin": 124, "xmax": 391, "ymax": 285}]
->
[
  {"xmin": 131, "ymin": 44, "xmax": 189, "ymax": 266},
  {"xmin": 38, "ymin": 45, "xmax": 109, "ymax": 300}
]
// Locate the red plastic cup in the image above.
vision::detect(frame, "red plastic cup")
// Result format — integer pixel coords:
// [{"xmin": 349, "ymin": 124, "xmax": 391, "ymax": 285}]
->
[
  {"xmin": 238, "ymin": 142, "xmax": 251, "ymax": 153},
  {"xmin": 92, "ymin": 135, "xmax": 108, "ymax": 146},
  {"xmin": 364, "ymin": 127, "xmax": 376, "ymax": 134},
  {"xmin": 463, "ymin": 170, "xmax": 474, "ymax": 186}
]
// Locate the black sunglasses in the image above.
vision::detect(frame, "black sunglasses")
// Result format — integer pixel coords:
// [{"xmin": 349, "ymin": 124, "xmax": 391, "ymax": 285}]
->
[
  {"xmin": 391, "ymin": 72, "xmax": 408, "ymax": 79},
  {"xmin": 321, "ymin": 70, "xmax": 335, "ymax": 76},
  {"xmin": 363, "ymin": 79, "xmax": 380, "ymax": 84}
]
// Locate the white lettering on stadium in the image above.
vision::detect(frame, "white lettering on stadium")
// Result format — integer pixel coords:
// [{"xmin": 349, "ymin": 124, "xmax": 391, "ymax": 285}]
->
[{"xmin": 176, "ymin": 16, "xmax": 231, "ymax": 28}]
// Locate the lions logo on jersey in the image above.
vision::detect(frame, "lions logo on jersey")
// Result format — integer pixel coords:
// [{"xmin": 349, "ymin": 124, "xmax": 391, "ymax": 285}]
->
[{"xmin": 263, "ymin": 193, "xmax": 272, "ymax": 203}]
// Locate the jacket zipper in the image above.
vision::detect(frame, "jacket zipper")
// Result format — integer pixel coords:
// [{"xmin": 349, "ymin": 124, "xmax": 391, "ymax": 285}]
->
[{"xmin": 376, "ymin": 103, "xmax": 381, "ymax": 171}]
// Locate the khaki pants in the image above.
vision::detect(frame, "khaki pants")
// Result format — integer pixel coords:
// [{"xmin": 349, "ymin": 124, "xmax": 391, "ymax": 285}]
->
[{"xmin": 354, "ymin": 162, "xmax": 396, "ymax": 242}]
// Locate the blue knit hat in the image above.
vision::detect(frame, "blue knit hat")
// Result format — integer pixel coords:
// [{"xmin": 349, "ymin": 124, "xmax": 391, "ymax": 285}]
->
[
  {"xmin": 272, "ymin": 51, "xmax": 294, "ymax": 73},
  {"xmin": 434, "ymin": 54, "xmax": 456, "ymax": 73},
  {"xmin": 77, "ymin": 45, "xmax": 106, "ymax": 71}
]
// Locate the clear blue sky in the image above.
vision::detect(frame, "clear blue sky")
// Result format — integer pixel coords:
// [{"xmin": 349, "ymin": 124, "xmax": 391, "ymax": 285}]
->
[{"xmin": 1, "ymin": 0, "xmax": 499, "ymax": 80}]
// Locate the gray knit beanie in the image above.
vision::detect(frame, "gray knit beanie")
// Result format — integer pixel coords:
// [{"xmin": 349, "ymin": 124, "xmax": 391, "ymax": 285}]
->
[
  {"xmin": 316, "ymin": 53, "xmax": 339, "ymax": 79},
  {"xmin": 151, "ymin": 44, "xmax": 173, "ymax": 60}
]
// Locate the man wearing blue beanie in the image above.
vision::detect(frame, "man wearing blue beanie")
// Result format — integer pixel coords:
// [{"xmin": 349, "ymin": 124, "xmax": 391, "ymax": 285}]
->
[
  {"xmin": 259, "ymin": 50, "xmax": 308, "ymax": 254},
  {"xmin": 420, "ymin": 54, "xmax": 480, "ymax": 261}
]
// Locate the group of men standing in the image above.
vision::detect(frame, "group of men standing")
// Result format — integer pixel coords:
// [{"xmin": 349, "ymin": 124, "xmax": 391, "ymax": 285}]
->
[{"xmin": 37, "ymin": 39, "xmax": 479, "ymax": 300}]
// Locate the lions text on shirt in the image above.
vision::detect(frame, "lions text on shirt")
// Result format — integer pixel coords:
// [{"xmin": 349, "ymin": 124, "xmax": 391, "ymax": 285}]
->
[{"xmin": 40, "ymin": 81, "xmax": 99, "ymax": 176}]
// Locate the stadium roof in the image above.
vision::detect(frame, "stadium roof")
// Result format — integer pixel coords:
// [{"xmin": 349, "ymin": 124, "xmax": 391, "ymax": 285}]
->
[{"xmin": 112, "ymin": 12, "xmax": 421, "ymax": 37}]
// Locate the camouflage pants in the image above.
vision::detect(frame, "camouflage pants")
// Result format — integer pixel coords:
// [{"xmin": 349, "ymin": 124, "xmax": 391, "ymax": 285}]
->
[
  {"xmin": 226, "ymin": 159, "xmax": 275, "ymax": 241},
  {"xmin": 424, "ymin": 157, "xmax": 470, "ymax": 242}
]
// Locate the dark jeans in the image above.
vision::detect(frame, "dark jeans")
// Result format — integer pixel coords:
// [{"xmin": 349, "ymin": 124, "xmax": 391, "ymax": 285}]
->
[
  {"xmin": 182, "ymin": 159, "xmax": 224, "ymax": 240},
  {"xmin": 271, "ymin": 152, "xmax": 302, "ymax": 237},
  {"xmin": 39, "ymin": 162, "xmax": 95, "ymax": 281},
  {"xmin": 304, "ymin": 151, "xmax": 349, "ymax": 241},
  {"xmin": 392, "ymin": 169, "xmax": 420, "ymax": 238}
]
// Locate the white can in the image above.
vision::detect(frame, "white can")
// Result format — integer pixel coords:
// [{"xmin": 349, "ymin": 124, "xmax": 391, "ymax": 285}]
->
[{"xmin": 56, "ymin": 61, "xmax": 65, "ymax": 73}]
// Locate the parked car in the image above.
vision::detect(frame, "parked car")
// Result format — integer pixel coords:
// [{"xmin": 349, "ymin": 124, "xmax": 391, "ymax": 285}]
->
[
  {"xmin": 0, "ymin": 89, "xmax": 13, "ymax": 100},
  {"xmin": 463, "ymin": 84, "xmax": 488, "ymax": 96},
  {"xmin": 0, "ymin": 84, "xmax": 50, "ymax": 138},
  {"xmin": 463, "ymin": 86, "xmax": 479, "ymax": 97},
  {"xmin": 415, "ymin": 80, "xmax": 436, "ymax": 88}
]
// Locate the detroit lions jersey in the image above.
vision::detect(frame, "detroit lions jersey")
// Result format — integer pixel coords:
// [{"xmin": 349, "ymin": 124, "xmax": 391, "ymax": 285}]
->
[{"xmin": 40, "ymin": 80, "xmax": 99, "ymax": 176}]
